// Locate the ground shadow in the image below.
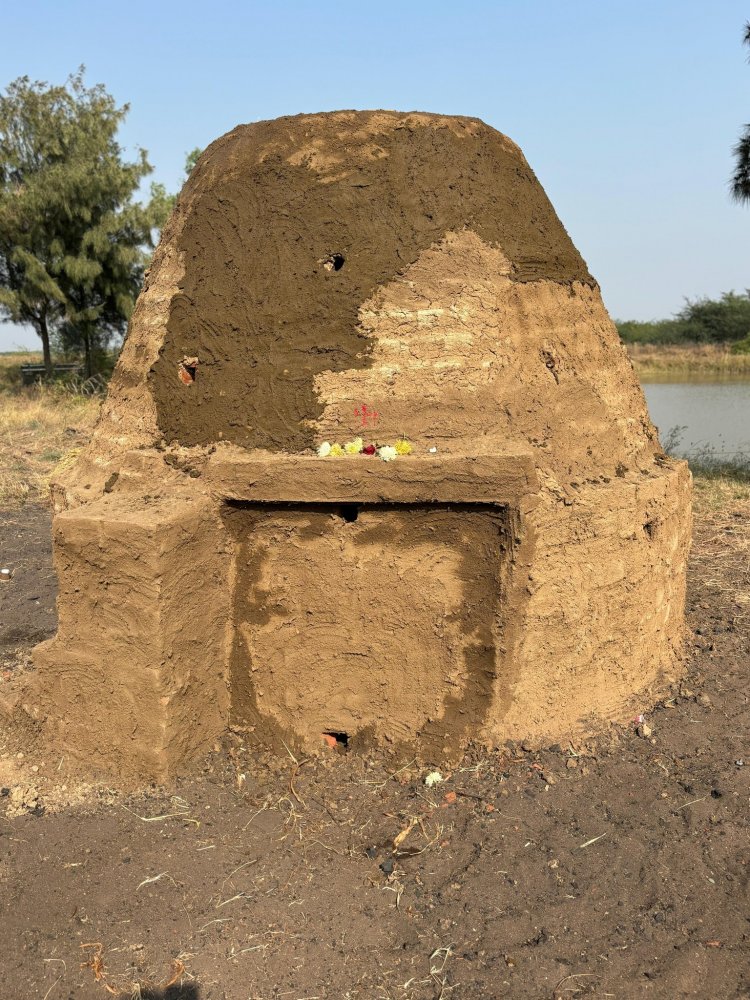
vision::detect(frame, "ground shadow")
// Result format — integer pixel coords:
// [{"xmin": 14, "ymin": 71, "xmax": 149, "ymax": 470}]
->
[{"xmin": 132, "ymin": 986, "xmax": 200, "ymax": 1000}]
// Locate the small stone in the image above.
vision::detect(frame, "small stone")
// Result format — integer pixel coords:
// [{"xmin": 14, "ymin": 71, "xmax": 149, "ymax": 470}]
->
[
  {"xmin": 637, "ymin": 724, "xmax": 653, "ymax": 738},
  {"xmin": 696, "ymin": 693, "xmax": 712, "ymax": 707},
  {"xmin": 16, "ymin": 752, "xmax": 24, "ymax": 760},
  {"xmin": 379, "ymin": 859, "xmax": 394, "ymax": 876},
  {"xmin": 31, "ymin": 765, "xmax": 39, "ymax": 773},
  {"xmin": 566, "ymin": 758, "xmax": 578, "ymax": 769}
]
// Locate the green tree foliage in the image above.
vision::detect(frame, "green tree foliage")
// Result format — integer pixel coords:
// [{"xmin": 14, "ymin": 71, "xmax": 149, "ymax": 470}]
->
[
  {"xmin": 0, "ymin": 69, "xmax": 171, "ymax": 374},
  {"xmin": 679, "ymin": 290, "xmax": 750, "ymax": 342},
  {"xmin": 731, "ymin": 23, "xmax": 750, "ymax": 204},
  {"xmin": 616, "ymin": 291, "xmax": 750, "ymax": 345},
  {"xmin": 615, "ymin": 317, "xmax": 689, "ymax": 345}
]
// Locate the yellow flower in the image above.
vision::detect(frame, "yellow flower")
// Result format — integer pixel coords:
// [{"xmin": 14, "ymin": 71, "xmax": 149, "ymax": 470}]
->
[
  {"xmin": 344, "ymin": 437, "xmax": 364, "ymax": 454},
  {"xmin": 329, "ymin": 442, "xmax": 345, "ymax": 457},
  {"xmin": 394, "ymin": 439, "xmax": 412, "ymax": 455}
]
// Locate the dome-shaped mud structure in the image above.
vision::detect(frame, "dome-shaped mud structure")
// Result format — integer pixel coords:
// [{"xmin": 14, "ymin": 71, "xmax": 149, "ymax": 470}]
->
[{"xmin": 34, "ymin": 111, "xmax": 691, "ymax": 781}]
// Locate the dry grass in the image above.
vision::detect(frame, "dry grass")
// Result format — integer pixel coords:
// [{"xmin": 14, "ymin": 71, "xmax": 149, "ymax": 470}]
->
[
  {"xmin": 0, "ymin": 350, "xmax": 55, "ymax": 390},
  {"xmin": 0, "ymin": 386, "xmax": 99, "ymax": 507},
  {"xmin": 627, "ymin": 342, "xmax": 750, "ymax": 377},
  {"xmin": 692, "ymin": 472, "xmax": 750, "ymax": 513},
  {"xmin": 690, "ymin": 477, "xmax": 750, "ymax": 627}
]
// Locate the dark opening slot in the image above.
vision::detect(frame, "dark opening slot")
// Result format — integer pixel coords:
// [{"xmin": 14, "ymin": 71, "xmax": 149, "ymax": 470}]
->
[
  {"xmin": 323, "ymin": 253, "xmax": 345, "ymax": 272},
  {"xmin": 338, "ymin": 503, "xmax": 359, "ymax": 522},
  {"xmin": 644, "ymin": 519, "xmax": 656, "ymax": 540},
  {"xmin": 224, "ymin": 500, "xmax": 507, "ymax": 515},
  {"xmin": 323, "ymin": 731, "xmax": 349, "ymax": 749}
]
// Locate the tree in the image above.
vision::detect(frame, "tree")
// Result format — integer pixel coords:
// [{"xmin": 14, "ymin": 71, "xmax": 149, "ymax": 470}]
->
[
  {"xmin": 731, "ymin": 22, "xmax": 750, "ymax": 204},
  {"xmin": 0, "ymin": 69, "xmax": 170, "ymax": 374},
  {"xmin": 616, "ymin": 290, "xmax": 750, "ymax": 344},
  {"xmin": 677, "ymin": 290, "xmax": 750, "ymax": 342}
]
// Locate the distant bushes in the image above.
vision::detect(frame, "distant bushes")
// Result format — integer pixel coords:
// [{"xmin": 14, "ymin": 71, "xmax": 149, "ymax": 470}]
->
[{"xmin": 616, "ymin": 291, "xmax": 750, "ymax": 350}]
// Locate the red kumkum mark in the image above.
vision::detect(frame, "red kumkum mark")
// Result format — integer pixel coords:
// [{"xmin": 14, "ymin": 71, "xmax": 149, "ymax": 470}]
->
[{"xmin": 354, "ymin": 403, "xmax": 380, "ymax": 429}]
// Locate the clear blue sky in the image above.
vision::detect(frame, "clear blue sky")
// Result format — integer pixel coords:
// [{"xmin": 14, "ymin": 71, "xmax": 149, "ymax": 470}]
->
[{"xmin": 1, "ymin": 0, "xmax": 748, "ymax": 350}]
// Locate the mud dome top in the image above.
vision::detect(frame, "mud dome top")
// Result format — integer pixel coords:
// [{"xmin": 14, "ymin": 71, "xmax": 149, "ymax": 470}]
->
[
  {"xmin": 69, "ymin": 109, "xmax": 654, "ymax": 481},
  {"xmin": 148, "ymin": 111, "xmax": 593, "ymax": 452},
  {"xmin": 37, "ymin": 112, "xmax": 691, "ymax": 782}
]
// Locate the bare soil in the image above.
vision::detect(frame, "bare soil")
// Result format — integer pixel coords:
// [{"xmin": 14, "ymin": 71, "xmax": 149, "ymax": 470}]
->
[{"xmin": 1, "ymin": 497, "xmax": 749, "ymax": 1000}]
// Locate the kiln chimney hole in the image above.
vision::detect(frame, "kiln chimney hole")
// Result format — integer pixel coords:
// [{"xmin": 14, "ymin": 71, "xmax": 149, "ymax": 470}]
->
[
  {"xmin": 338, "ymin": 504, "xmax": 359, "ymax": 522},
  {"xmin": 323, "ymin": 253, "xmax": 345, "ymax": 272},
  {"xmin": 323, "ymin": 730, "xmax": 349, "ymax": 749},
  {"xmin": 178, "ymin": 356, "xmax": 199, "ymax": 385}
]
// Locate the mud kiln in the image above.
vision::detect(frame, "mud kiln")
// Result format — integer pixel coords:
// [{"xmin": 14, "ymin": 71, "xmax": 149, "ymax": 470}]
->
[{"xmin": 34, "ymin": 111, "xmax": 691, "ymax": 780}]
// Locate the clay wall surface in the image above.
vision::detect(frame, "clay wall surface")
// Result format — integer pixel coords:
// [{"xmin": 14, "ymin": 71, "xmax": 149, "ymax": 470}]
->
[
  {"xmin": 223, "ymin": 504, "xmax": 513, "ymax": 756},
  {"xmin": 34, "ymin": 493, "xmax": 232, "ymax": 777}
]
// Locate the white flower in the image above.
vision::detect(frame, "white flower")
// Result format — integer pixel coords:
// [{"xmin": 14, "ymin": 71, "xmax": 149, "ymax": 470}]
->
[
  {"xmin": 424, "ymin": 771, "xmax": 443, "ymax": 787},
  {"xmin": 378, "ymin": 445, "xmax": 397, "ymax": 462},
  {"xmin": 317, "ymin": 441, "xmax": 332, "ymax": 457}
]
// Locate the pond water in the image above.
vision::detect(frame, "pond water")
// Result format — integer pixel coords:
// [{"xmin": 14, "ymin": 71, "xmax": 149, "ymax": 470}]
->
[{"xmin": 641, "ymin": 376, "xmax": 750, "ymax": 460}]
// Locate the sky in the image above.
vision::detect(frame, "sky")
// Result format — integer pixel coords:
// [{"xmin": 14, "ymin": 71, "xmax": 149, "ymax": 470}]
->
[{"xmin": 1, "ymin": 0, "xmax": 748, "ymax": 351}]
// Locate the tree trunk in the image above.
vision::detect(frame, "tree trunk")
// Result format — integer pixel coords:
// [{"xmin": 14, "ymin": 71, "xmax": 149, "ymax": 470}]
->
[
  {"xmin": 38, "ymin": 313, "xmax": 52, "ymax": 375},
  {"xmin": 84, "ymin": 330, "xmax": 92, "ymax": 379}
]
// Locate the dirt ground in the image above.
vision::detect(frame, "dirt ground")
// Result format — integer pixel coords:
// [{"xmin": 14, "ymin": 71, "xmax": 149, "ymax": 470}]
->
[{"xmin": 1, "ymin": 491, "xmax": 749, "ymax": 1000}]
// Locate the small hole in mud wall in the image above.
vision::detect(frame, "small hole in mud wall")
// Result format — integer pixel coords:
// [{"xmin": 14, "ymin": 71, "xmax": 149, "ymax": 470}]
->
[
  {"xmin": 338, "ymin": 503, "xmax": 359, "ymax": 522},
  {"xmin": 323, "ymin": 253, "xmax": 345, "ymax": 272},
  {"xmin": 644, "ymin": 519, "xmax": 656, "ymax": 540},
  {"xmin": 322, "ymin": 731, "xmax": 349, "ymax": 750},
  {"xmin": 178, "ymin": 356, "xmax": 199, "ymax": 385}
]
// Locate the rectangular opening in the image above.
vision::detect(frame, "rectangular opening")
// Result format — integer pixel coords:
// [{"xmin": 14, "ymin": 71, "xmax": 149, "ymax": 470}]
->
[{"xmin": 222, "ymin": 500, "xmax": 514, "ymax": 755}]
